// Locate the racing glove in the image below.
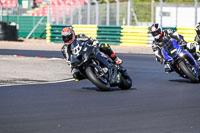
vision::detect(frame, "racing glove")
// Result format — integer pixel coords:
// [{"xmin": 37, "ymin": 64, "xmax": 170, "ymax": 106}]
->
[
  {"xmin": 179, "ymin": 40, "xmax": 187, "ymax": 49},
  {"xmin": 88, "ymin": 38, "xmax": 99, "ymax": 47}
]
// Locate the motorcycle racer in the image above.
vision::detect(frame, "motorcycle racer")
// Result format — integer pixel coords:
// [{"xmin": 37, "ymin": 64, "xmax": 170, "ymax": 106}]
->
[
  {"xmin": 61, "ymin": 27, "xmax": 122, "ymax": 81},
  {"xmin": 150, "ymin": 23, "xmax": 199, "ymax": 73},
  {"xmin": 194, "ymin": 22, "xmax": 200, "ymax": 60}
]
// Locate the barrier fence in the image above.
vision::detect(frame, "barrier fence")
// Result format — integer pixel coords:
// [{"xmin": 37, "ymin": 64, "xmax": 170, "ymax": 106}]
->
[
  {"xmin": 176, "ymin": 27, "xmax": 196, "ymax": 42},
  {"xmin": 2, "ymin": 16, "xmax": 47, "ymax": 38},
  {"xmin": 46, "ymin": 25, "xmax": 196, "ymax": 46},
  {"xmin": 46, "ymin": 24, "xmax": 197, "ymax": 46},
  {"xmin": 121, "ymin": 26, "xmax": 149, "ymax": 46},
  {"xmin": 1, "ymin": 0, "xmax": 199, "ymax": 27},
  {"xmin": 46, "ymin": 24, "xmax": 149, "ymax": 46},
  {"xmin": 0, "ymin": 0, "xmax": 198, "ymax": 46}
]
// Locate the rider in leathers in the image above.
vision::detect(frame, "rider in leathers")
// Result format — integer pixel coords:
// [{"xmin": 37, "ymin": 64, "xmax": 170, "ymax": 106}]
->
[
  {"xmin": 194, "ymin": 22, "xmax": 200, "ymax": 59},
  {"xmin": 150, "ymin": 23, "xmax": 196, "ymax": 73},
  {"xmin": 61, "ymin": 27, "xmax": 122, "ymax": 81}
]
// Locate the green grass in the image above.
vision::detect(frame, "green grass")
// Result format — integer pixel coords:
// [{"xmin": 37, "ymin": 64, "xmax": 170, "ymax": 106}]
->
[
  {"xmin": 131, "ymin": 0, "xmax": 196, "ymax": 24},
  {"xmin": 132, "ymin": 2, "xmax": 151, "ymax": 23}
]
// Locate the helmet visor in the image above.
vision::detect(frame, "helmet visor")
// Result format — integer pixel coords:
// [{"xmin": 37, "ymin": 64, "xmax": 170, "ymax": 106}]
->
[
  {"xmin": 151, "ymin": 28, "xmax": 161, "ymax": 37},
  {"xmin": 62, "ymin": 33, "xmax": 73, "ymax": 43}
]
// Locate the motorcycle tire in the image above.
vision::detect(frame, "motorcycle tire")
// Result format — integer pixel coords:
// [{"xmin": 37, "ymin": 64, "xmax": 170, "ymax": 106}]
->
[
  {"xmin": 179, "ymin": 61, "xmax": 199, "ymax": 83},
  {"xmin": 118, "ymin": 71, "xmax": 132, "ymax": 90},
  {"xmin": 85, "ymin": 66, "xmax": 110, "ymax": 91}
]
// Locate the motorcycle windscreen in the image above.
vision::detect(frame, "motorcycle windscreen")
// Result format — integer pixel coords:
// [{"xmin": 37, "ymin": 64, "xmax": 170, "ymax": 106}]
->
[
  {"xmin": 162, "ymin": 39, "xmax": 180, "ymax": 60},
  {"xmin": 71, "ymin": 41, "xmax": 83, "ymax": 56}
]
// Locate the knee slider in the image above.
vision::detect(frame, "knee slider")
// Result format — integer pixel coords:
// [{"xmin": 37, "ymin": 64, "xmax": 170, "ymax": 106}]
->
[{"xmin": 187, "ymin": 42, "xmax": 196, "ymax": 53}]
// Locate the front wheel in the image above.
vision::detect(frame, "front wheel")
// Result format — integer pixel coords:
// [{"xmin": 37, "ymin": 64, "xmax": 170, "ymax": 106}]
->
[
  {"xmin": 178, "ymin": 61, "xmax": 199, "ymax": 83},
  {"xmin": 118, "ymin": 71, "xmax": 132, "ymax": 90},
  {"xmin": 85, "ymin": 66, "xmax": 110, "ymax": 91}
]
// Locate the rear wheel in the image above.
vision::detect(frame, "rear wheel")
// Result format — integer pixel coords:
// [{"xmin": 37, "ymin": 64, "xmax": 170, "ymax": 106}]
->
[
  {"xmin": 179, "ymin": 61, "xmax": 199, "ymax": 83},
  {"xmin": 85, "ymin": 66, "xmax": 110, "ymax": 91},
  {"xmin": 118, "ymin": 71, "xmax": 132, "ymax": 90},
  {"xmin": 197, "ymin": 60, "xmax": 200, "ymax": 81}
]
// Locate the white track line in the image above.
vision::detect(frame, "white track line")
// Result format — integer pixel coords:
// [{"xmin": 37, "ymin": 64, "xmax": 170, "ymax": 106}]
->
[{"xmin": 0, "ymin": 79, "xmax": 75, "ymax": 87}]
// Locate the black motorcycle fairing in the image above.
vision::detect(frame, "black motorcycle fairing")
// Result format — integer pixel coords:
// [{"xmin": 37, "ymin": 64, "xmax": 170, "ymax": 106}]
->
[
  {"xmin": 87, "ymin": 54, "xmax": 129, "ymax": 85},
  {"xmin": 89, "ymin": 51, "xmax": 113, "ymax": 68},
  {"xmin": 69, "ymin": 39, "xmax": 132, "ymax": 89}
]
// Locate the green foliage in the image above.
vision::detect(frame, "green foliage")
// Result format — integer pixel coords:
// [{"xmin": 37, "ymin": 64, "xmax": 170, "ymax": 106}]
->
[
  {"xmin": 132, "ymin": 2, "xmax": 151, "ymax": 23},
  {"xmin": 133, "ymin": 0, "xmax": 151, "ymax": 2},
  {"xmin": 133, "ymin": 0, "xmax": 195, "ymax": 3},
  {"xmin": 158, "ymin": 0, "xmax": 194, "ymax": 3},
  {"xmin": 99, "ymin": 0, "xmax": 195, "ymax": 4},
  {"xmin": 131, "ymin": 0, "xmax": 195, "ymax": 24}
]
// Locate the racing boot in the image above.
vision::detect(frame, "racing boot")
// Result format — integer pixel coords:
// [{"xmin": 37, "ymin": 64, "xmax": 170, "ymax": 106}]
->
[
  {"xmin": 72, "ymin": 68, "xmax": 84, "ymax": 81},
  {"xmin": 164, "ymin": 63, "xmax": 173, "ymax": 73}
]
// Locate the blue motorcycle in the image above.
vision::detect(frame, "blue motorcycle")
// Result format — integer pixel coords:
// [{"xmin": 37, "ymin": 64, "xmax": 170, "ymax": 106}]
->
[{"xmin": 162, "ymin": 39, "xmax": 200, "ymax": 82}]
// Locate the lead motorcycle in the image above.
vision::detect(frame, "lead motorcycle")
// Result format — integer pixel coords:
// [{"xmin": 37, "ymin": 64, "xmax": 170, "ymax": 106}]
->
[
  {"xmin": 70, "ymin": 40, "xmax": 132, "ymax": 91},
  {"xmin": 162, "ymin": 39, "xmax": 200, "ymax": 82}
]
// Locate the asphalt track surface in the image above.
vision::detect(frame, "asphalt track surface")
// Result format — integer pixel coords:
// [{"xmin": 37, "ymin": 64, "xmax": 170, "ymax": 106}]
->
[{"xmin": 0, "ymin": 50, "xmax": 200, "ymax": 133}]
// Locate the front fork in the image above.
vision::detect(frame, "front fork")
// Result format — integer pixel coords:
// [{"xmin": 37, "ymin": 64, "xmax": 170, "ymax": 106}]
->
[
  {"xmin": 89, "ymin": 59, "xmax": 125, "ymax": 86},
  {"xmin": 110, "ymin": 65, "xmax": 127, "ymax": 86}
]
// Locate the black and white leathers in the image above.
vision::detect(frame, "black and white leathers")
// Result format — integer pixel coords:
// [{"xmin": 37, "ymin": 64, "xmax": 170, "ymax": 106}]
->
[{"xmin": 152, "ymin": 29, "xmax": 186, "ymax": 63}]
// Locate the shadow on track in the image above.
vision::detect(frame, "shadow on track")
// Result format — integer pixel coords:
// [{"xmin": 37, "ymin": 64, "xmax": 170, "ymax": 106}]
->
[
  {"xmin": 82, "ymin": 87, "xmax": 137, "ymax": 92},
  {"xmin": 169, "ymin": 79, "xmax": 199, "ymax": 84}
]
